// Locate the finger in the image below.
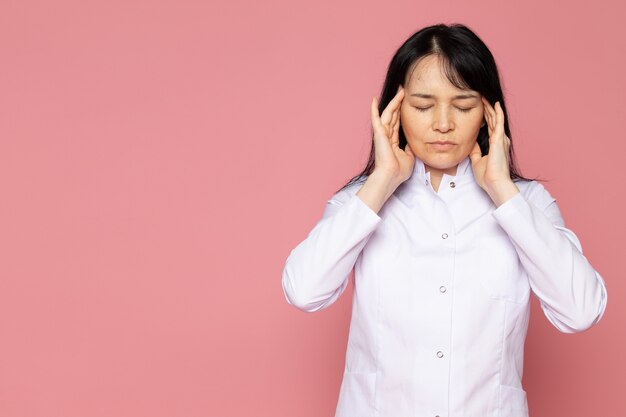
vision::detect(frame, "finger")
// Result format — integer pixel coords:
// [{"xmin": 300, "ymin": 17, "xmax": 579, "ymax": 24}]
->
[
  {"xmin": 391, "ymin": 110, "xmax": 401, "ymax": 146},
  {"xmin": 483, "ymin": 110, "xmax": 492, "ymax": 137},
  {"xmin": 500, "ymin": 138, "xmax": 511, "ymax": 165},
  {"xmin": 503, "ymin": 135, "xmax": 512, "ymax": 156},
  {"xmin": 482, "ymin": 97, "xmax": 496, "ymax": 133},
  {"xmin": 371, "ymin": 97, "xmax": 385, "ymax": 136},
  {"xmin": 371, "ymin": 97, "xmax": 380, "ymax": 126},
  {"xmin": 481, "ymin": 97, "xmax": 492, "ymax": 135},
  {"xmin": 381, "ymin": 90, "xmax": 404, "ymax": 125},
  {"xmin": 381, "ymin": 87, "xmax": 405, "ymax": 125},
  {"xmin": 487, "ymin": 102, "xmax": 504, "ymax": 148},
  {"xmin": 395, "ymin": 107, "xmax": 401, "ymax": 130},
  {"xmin": 495, "ymin": 102, "xmax": 505, "ymax": 137},
  {"xmin": 483, "ymin": 97, "xmax": 496, "ymax": 125},
  {"xmin": 390, "ymin": 106, "xmax": 398, "ymax": 129},
  {"xmin": 482, "ymin": 96, "xmax": 495, "ymax": 113}
]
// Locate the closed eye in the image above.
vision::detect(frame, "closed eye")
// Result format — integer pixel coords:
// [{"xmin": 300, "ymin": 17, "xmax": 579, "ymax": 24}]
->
[{"xmin": 414, "ymin": 106, "xmax": 474, "ymax": 113}]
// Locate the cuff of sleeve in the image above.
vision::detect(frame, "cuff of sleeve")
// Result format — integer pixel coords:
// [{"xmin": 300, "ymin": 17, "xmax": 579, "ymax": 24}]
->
[
  {"xmin": 491, "ymin": 191, "xmax": 529, "ymax": 224},
  {"xmin": 350, "ymin": 193, "xmax": 383, "ymax": 223}
]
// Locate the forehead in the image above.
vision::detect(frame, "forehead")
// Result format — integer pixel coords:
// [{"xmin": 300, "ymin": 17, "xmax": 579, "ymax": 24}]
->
[{"xmin": 405, "ymin": 55, "xmax": 474, "ymax": 95}]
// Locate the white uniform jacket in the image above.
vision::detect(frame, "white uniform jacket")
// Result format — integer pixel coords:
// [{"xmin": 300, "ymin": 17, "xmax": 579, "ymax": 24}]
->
[{"xmin": 281, "ymin": 155, "xmax": 608, "ymax": 417}]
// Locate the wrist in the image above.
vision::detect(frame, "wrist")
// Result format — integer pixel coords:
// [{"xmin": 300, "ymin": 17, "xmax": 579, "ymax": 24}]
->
[
  {"xmin": 485, "ymin": 179, "xmax": 520, "ymax": 207},
  {"xmin": 355, "ymin": 170, "xmax": 402, "ymax": 214},
  {"xmin": 369, "ymin": 169, "xmax": 403, "ymax": 195}
]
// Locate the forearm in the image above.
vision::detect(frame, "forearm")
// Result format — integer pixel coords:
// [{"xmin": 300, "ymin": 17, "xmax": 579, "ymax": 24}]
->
[
  {"xmin": 355, "ymin": 170, "xmax": 402, "ymax": 213},
  {"xmin": 282, "ymin": 189, "xmax": 382, "ymax": 312},
  {"xmin": 485, "ymin": 179, "xmax": 521, "ymax": 207},
  {"xmin": 492, "ymin": 193, "xmax": 607, "ymax": 332}
]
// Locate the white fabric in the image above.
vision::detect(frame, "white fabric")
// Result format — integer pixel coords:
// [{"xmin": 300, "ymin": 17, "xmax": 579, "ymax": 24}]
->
[{"xmin": 282, "ymin": 155, "xmax": 608, "ymax": 417}]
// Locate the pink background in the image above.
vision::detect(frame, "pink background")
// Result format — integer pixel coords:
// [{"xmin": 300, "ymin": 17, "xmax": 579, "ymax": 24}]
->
[{"xmin": 1, "ymin": 0, "xmax": 624, "ymax": 416}]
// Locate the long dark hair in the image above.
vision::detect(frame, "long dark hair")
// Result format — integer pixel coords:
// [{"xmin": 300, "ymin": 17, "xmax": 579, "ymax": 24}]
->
[{"xmin": 337, "ymin": 23, "xmax": 539, "ymax": 194}]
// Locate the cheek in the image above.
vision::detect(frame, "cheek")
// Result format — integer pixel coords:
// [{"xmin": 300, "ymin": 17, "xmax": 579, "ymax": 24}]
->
[
  {"xmin": 399, "ymin": 108, "xmax": 414, "ymax": 130},
  {"xmin": 467, "ymin": 112, "xmax": 484, "ymax": 129},
  {"xmin": 401, "ymin": 108, "xmax": 426, "ymax": 128},
  {"xmin": 399, "ymin": 105, "xmax": 410, "ymax": 123}
]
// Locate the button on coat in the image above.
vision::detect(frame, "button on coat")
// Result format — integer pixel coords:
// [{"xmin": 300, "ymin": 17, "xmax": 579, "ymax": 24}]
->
[{"xmin": 282, "ymin": 156, "xmax": 608, "ymax": 417}]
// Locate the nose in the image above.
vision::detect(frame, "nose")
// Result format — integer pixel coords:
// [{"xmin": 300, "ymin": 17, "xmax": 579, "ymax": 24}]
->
[{"xmin": 433, "ymin": 107, "xmax": 454, "ymax": 132}]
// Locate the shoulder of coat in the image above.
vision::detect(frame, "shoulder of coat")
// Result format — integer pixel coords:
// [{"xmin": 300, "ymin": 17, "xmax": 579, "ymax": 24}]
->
[
  {"xmin": 328, "ymin": 177, "xmax": 368, "ymax": 205},
  {"xmin": 514, "ymin": 179, "xmax": 557, "ymax": 211}
]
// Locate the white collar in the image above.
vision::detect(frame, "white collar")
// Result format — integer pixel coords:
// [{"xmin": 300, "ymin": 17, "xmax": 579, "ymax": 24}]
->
[
  {"xmin": 406, "ymin": 155, "xmax": 473, "ymax": 185},
  {"xmin": 393, "ymin": 155, "xmax": 476, "ymax": 207}
]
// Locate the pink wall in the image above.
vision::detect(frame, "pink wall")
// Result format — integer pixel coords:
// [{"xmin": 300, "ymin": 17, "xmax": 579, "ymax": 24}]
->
[{"xmin": 0, "ymin": 0, "xmax": 624, "ymax": 416}]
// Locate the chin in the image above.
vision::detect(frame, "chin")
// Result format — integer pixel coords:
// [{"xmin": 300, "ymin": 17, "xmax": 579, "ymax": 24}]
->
[
  {"xmin": 427, "ymin": 163, "xmax": 458, "ymax": 172},
  {"xmin": 422, "ymin": 154, "xmax": 463, "ymax": 168}
]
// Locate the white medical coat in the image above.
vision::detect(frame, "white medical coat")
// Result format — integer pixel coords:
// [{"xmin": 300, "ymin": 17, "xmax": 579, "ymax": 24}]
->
[{"xmin": 281, "ymin": 155, "xmax": 608, "ymax": 417}]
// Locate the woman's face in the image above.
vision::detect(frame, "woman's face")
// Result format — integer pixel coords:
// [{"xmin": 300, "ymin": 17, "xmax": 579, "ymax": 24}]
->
[{"xmin": 400, "ymin": 54, "xmax": 485, "ymax": 176}]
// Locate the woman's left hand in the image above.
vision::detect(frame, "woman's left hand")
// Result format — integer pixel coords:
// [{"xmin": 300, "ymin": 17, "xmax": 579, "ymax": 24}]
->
[{"xmin": 469, "ymin": 97, "xmax": 520, "ymax": 207}]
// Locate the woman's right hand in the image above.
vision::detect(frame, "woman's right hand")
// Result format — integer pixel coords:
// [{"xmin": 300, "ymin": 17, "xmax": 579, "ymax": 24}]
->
[{"xmin": 370, "ymin": 86, "xmax": 415, "ymax": 185}]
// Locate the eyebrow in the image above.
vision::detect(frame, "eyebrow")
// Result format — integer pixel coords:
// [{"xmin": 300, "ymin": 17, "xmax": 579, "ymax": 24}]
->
[{"xmin": 410, "ymin": 93, "xmax": 479, "ymax": 100}]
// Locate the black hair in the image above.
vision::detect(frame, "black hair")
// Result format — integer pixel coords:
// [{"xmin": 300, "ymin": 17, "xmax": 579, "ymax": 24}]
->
[{"xmin": 336, "ymin": 23, "xmax": 539, "ymax": 194}]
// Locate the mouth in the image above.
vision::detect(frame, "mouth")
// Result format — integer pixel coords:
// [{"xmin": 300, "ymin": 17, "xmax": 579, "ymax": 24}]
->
[{"xmin": 429, "ymin": 141, "xmax": 456, "ymax": 150}]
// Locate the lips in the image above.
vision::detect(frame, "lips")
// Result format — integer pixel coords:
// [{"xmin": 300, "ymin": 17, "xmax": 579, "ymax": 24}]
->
[{"xmin": 429, "ymin": 141, "xmax": 456, "ymax": 151}]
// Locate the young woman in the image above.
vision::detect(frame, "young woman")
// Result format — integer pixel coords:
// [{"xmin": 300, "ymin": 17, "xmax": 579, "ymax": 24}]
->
[{"xmin": 281, "ymin": 23, "xmax": 607, "ymax": 417}]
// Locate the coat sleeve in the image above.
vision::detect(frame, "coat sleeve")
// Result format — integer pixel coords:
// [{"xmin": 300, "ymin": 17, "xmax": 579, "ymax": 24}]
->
[
  {"xmin": 281, "ymin": 182, "xmax": 382, "ymax": 313},
  {"xmin": 491, "ymin": 181, "xmax": 608, "ymax": 333}
]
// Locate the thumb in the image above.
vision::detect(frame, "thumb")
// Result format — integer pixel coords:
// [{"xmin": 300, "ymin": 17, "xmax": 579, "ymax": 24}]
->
[{"xmin": 469, "ymin": 142, "xmax": 482, "ymax": 165}]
